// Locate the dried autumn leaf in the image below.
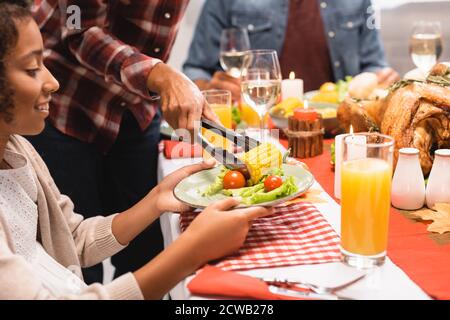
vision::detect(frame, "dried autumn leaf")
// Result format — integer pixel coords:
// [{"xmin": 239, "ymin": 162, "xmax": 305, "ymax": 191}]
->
[
  {"xmin": 411, "ymin": 208, "xmax": 447, "ymax": 221},
  {"xmin": 428, "ymin": 220, "xmax": 450, "ymax": 235},
  {"xmin": 285, "ymin": 196, "xmax": 326, "ymax": 205},
  {"xmin": 434, "ymin": 203, "xmax": 450, "ymax": 217},
  {"xmin": 412, "ymin": 203, "xmax": 450, "ymax": 234},
  {"xmin": 282, "ymin": 189, "xmax": 326, "ymax": 206}
]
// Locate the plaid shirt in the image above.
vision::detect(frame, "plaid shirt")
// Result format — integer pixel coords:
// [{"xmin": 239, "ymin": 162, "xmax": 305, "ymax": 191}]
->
[{"xmin": 34, "ymin": 0, "xmax": 189, "ymax": 152}]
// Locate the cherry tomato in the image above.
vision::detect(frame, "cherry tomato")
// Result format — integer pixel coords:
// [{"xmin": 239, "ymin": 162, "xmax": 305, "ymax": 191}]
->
[
  {"xmin": 264, "ymin": 175, "xmax": 283, "ymax": 192},
  {"xmin": 223, "ymin": 170, "xmax": 246, "ymax": 189}
]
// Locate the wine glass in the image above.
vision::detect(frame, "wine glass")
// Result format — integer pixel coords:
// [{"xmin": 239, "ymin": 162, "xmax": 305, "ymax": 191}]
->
[
  {"xmin": 219, "ymin": 28, "xmax": 251, "ymax": 78},
  {"xmin": 241, "ymin": 50, "xmax": 282, "ymax": 141},
  {"xmin": 409, "ymin": 21, "xmax": 443, "ymax": 74}
]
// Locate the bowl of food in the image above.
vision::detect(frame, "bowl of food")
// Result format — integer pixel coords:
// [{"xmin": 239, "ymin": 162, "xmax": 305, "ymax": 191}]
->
[{"xmin": 270, "ymin": 79, "xmax": 353, "ymax": 136}]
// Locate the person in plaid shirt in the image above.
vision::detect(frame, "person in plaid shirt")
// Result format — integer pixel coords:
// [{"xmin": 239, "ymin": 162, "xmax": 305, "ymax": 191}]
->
[{"xmin": 28, "ymin": 0, "xmax": 217, "ymax": 284}]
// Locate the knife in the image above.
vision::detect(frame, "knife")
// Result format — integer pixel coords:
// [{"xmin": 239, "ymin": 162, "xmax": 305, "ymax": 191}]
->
[{"xmin": 268, "ymin": 285, "xmax": 354, "ymax": 300}]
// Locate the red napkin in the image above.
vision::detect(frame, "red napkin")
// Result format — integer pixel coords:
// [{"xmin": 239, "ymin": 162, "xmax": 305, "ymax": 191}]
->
[
  {"xmin": 187, "ymin": 266, "xmax": 310, "ymax": 300},
  {"xmin": 163, "ymin": 140, "xmax": 203, "ymax": 159}
]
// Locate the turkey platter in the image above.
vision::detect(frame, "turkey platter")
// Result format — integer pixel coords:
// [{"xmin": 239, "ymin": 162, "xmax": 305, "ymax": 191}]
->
[{"xmin": 337, "ymin": 63, "xmax": 450, "ymax": 175}]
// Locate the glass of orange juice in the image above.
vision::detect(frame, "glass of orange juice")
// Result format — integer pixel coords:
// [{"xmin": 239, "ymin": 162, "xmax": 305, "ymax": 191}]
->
[
  {"xmin": 202, "ymin": 90, "xmax": 232, "ymax": 129},
  {"xmin": 200, "ymin": 90, "xmax": 232, "ymax": 159},
  {"xmin": 341, "ymin": 133, "xmax": 394, "ymax": 268}
]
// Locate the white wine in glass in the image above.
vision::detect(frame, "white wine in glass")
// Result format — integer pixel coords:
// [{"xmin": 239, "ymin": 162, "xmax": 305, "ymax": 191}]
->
[
  {"xmin": 241, "ymin": 50, "xmax": 282, "ymax": 141},
  {"xmin": 241, "ymin": 79, "xmax": 281, "ymax": 118},
  {"xmin": 410, "ymin": 21, "xmax": 443, "ymax": 73},
  {"xmin": 219, "ymin": 28, "xmax": 250, "ymax": 78},
  {"xmin": 220, "ymin": 51, "xmax": 248, "ymax": 78}
]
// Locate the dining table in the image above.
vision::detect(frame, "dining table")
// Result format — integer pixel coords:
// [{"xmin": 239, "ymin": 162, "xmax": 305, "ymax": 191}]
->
[{"xmin": 157, "ymin": 135, "xmax": 448, "ymax": 300}]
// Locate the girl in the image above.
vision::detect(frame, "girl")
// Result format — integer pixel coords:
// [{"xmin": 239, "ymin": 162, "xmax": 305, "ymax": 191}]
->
[{"xmin": 0, "ymin": 0, "xmax": 272, "ymax": 299}]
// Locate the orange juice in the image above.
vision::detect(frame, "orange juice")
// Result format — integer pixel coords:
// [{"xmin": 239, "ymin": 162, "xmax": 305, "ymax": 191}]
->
[
  {"xmin": 341, "ymin": 158, "xmax": 392, "ymax": 256},
  {"xmin": 210, "ymin": 104, "xmax": 232, "ymax": 129}
]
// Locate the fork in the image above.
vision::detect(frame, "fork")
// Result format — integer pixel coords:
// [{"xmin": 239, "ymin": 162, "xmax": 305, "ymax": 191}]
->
[
  {"xmin": 260, "ymin": 272, "xmax": 368, "ymax": 295},
  {"xmin": 268, "ymin": 285, "xmax": 354, "ymax": 300}
]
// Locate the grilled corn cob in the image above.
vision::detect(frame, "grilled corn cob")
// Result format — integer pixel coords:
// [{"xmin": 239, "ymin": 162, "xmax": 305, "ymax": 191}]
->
[{"xmin": 240, "ymin": 142, "xmax": 282, "ymax": 184}]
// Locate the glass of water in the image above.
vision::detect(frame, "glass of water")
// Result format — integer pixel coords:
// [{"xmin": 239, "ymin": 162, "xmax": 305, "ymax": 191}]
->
[
  {"xmin": 409, "ymin": 21, "xmax": 443, "ymax": 73},
  {"xmin": 220, "ymin": 28, "xmax": 251, "ymax": 78}
]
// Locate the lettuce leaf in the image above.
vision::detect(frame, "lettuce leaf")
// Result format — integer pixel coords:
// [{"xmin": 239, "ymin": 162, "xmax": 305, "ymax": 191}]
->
[
  {"xmin": 242, "ymin": 176, "xmax": 298, "ymax": 205},
  {"xmin": 201, "ymin": 166, "xmax": 230, "ymax": 196},
  {"xmin": 222, "ymin": 183, "xmax": 265, "ymax": 197}
]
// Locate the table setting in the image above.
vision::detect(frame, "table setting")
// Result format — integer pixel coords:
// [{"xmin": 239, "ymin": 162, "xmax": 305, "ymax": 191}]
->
[
  {"xmin": 158, "ymin": 148, "xmax": 434, "ymax": 300},
  {"xmin": 157, "ymin": 31, "xmax": 450, "ymax": 300}
]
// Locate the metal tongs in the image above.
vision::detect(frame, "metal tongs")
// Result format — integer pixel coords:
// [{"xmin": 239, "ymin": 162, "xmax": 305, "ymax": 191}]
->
[{"xmin": 197, "ymin": 118, "xmax": 260, "ymax": 175}]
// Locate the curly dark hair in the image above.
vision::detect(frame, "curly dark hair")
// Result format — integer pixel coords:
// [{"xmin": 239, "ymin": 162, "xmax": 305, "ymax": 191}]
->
[{"xmin": 0, "ymin": 0, "xmax": 33, "ymax": 123}]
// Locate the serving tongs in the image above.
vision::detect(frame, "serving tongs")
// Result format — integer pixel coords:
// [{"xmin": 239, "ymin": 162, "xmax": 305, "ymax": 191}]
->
[{"xmin": 197, "ymin": 118, "xmax": 260, "ymax": 176}]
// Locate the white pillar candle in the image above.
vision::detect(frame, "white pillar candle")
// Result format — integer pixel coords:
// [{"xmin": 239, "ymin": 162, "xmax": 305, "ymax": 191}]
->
[
  {"xmin": 346, "ymin": 135, "xmax": 367, "ymax": 161},
  {"xmin": 334, "ymin": 133, "xmax": 349, "ymax": 199},
  {"xmin": 281, "ymin": 71, "xmax": 304, "ymax": 101}
]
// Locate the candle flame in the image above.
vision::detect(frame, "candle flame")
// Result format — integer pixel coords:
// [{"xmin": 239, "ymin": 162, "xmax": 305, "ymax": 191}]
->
[
  {"xmin": 304, "ymin": 100, "xmax": 309, "ymax": 110},
  {"xmin": 289, "ymin": 71, "xmax": 295, "ymax": 80},
  {"xmin": 350, "ymin": 125, "xmax": 354, "ymax": 134}
]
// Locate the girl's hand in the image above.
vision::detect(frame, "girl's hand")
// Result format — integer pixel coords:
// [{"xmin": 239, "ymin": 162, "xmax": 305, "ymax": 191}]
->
[
  {"xmin": 152, "ymin": 159, "xmax": 216, "ymax": 214},
  {"xmin": 182, "ymin": 198, "xmax": 274, "ymax": 265},
  {"xmin": 132, "ymin": 195, "xmax": 273, "ymax": 300}
]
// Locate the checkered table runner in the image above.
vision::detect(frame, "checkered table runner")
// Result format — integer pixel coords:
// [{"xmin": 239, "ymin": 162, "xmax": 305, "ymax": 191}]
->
[{"xmin": 180, "ymin": 203, "xmax": 341, "ymax": 271}]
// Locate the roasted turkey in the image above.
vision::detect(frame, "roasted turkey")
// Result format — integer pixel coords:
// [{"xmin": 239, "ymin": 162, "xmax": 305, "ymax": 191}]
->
[{"xmin": 337, "ymin": 63, "xmax": 450, "ymax": 175}]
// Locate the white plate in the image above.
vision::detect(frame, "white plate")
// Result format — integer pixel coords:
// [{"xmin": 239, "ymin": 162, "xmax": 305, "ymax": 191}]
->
[{"xmin": 173, "ymin": 164, "xmax": 314, "ymax": 209}]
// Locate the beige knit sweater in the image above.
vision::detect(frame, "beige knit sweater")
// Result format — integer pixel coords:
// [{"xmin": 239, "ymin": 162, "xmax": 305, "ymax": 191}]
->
[{"xmin": 0, "ymin": 135, "xmax": 144, "ymax": 300}]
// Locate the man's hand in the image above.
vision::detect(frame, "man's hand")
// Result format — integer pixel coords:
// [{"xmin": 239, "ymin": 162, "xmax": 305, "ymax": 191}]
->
[
  {"xmin": 376, "ymin": 67, "xmax": 400, "ymax": 88},
  {"xmin": 151, "ymin": 159, "xmax": 217, "ymax": 214},
  {"xmin": 209, "ymin": 71, "xmax": 241, "ymax": 102},
  {"xmin": 147, "ymin": 63, "xmax": 219, "ymax": 133}
]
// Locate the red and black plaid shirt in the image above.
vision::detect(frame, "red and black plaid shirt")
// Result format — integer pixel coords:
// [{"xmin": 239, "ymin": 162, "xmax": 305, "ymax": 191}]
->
[{"xmin": 33, "ymin": 0, "xmax": 189, "ymax": 152}]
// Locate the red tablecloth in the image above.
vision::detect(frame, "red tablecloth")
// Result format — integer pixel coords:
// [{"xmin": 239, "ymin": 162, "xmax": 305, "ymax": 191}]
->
[{"xmin": 279, "ymin": 139, "xmax": 450, "ymax": 300}]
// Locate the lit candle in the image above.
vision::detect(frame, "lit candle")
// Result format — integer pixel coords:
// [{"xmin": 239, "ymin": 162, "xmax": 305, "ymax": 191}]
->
[
  {"xmin": 281, "ymin": 71, "xmax": 304, "ymax": 101},
  {"xmin": 346, "ymin": 129, "xmax": 367, "ymax": 161},
  {"xmin": 334, "ymin": 133, "xmax": 349, "ymax": 200},
  {"xmin": 293, "ymin": 101, "xmax": 318, "ymax": 121},
  {"xmin": 334, "ymin": 126, "xmax": 367, "ymax": 199}
]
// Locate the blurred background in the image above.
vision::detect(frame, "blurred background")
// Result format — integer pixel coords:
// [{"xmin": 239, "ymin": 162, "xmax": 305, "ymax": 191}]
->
[{"xmin": 168, "ymin": 0, "xmax": 450, "ymax": 77}]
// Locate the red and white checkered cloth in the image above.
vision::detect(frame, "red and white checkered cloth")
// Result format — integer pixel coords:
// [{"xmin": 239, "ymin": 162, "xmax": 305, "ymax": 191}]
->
[{"xmin": 180, "ymin": 203, "xmax": 341, "ymax": 271}]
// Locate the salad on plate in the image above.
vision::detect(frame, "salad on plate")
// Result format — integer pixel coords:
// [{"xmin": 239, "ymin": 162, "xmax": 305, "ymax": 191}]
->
[{"xmin": 200, "ymin": 143, "xmax": 299, "ymax": 205}]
